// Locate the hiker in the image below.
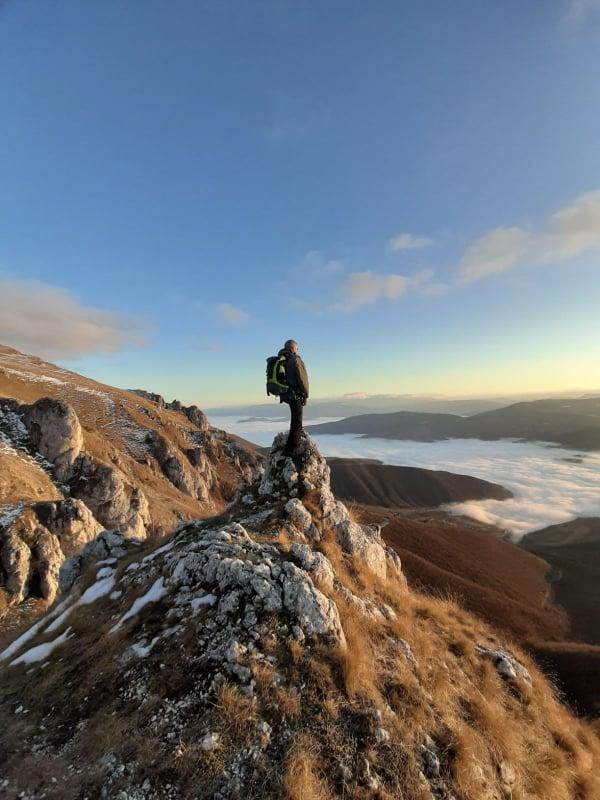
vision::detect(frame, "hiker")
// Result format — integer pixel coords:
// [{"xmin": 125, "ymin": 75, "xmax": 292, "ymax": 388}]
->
[{"xmin": 266, "ymin": 339, "xmax": 309, "ymax": 455}]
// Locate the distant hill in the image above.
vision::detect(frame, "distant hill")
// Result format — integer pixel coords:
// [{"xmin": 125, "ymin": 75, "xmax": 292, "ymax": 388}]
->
[
  {"xmin": 207, "ymin": 390, "xmax": 600, "ymax": 421},
  {"xmin": 327, "ymin": 457, "xmax": 511, "ymax": 508},
  {"xmin": 307, "ymin": 397, "xmax": 600, "ymax": 450},
  {"xmin": 522, "ymin": 519, "xmax": 600, "ymax": 646}
]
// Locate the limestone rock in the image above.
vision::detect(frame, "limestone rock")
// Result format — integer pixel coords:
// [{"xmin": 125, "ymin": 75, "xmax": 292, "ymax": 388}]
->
[
  {"xmin": 260, "ymin": 433, "xmax": 393, "ymax": 581},
  {"xmin": 70, "ymin": 455, "xmax": 150, "ymax": 539},
  {"xmin": 59, "ymin": 530, "xmax": 136, "ymax": 592},
  {"xmin": 0, "ymin": 530, "xmax": 31, "ymax": 603},
  {"xmin": 183, "ymin": 405, "xmax": 209, "ymax": 432},
  {"xmin": 289, "ymin": 543, "xmax": 335, "ymax": 593},
  {"xmin": 476, "ymin": 644, "xmax": 532, "ymax": 686},
  {"xmin": 148, "ymin": 431, "xmax": 214, "ymax": 502},
  {"xmin": 23, "ymin": 397, "xmax": 83, "ymax": 477},
  {"xmin": 36, "ymin": 499, "xmax": 103, "ymax": 557},
  {"xmin": 336, "ymin": 519, "xmax": 387, "ymax": 581},
  {"xmin": 31, "ymin": 528, "xmax": 63, "ymax": 603}
]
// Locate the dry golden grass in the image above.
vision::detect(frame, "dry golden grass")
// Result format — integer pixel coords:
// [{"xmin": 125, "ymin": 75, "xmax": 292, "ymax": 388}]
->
[
  {"xmin": 276, "ymin": 686, "xmax": 302, "ymax": 720},
  {"xmin": 283, "ymin": 733, "xmax": 330, "ymax": 800},
  {"xmin": 288, "ymin": 638, "xmax": 304, "ymax": 664},
  {"xmin": 214, "ymin": 683, "xmax": 257, "ymax": 744}
]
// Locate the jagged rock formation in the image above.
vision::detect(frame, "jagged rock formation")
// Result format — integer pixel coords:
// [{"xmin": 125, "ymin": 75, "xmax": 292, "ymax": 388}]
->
[
  {"xmin": 0, "ymin": 345, "xmax": 262, "ymax": 611},
  {"xmin": 130, "ymin": 390, "xmax": 210, "ymax": 432},
  {"xmin": 0, "ymin": 434, "xmax": 598, "ymax": 800}
]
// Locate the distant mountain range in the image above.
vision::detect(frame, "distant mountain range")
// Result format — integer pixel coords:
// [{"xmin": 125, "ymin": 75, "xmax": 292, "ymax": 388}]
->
[
  {"xmin": 206, "ymin": 390, "xmax": 599, "ymax": 420},
  {"xmin": 306, "ymin": 397, "xmax": 600, "ymax": 450}
]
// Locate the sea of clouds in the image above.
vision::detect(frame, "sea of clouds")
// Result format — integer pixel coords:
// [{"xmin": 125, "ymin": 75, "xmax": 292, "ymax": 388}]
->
[{"xmin": 208, "ymin": 414, "xmax": 600, "ymax": 539}]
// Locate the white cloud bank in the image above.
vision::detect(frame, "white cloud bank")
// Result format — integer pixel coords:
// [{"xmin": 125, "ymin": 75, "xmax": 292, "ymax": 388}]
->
[
  {"xmin": 0, "ymin": 278, "xmax": 147, "ymax": 360},
  {"xmin": 208, "ymin": 414, "xmax": 600, "ymax": 538},
  {"xmin": 458, "ymin": 190, "xmax": 600, "ymax": 282},
  {"xmin": 216, "ymin": 303, "xmax": 249, "ymax": 324},
  {"xmin": 388, "ymin": 233, "xmax": 432, "ymax": 252}
]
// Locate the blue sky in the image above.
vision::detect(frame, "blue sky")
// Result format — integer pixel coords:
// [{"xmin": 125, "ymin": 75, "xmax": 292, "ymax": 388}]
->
[{"xmin": 1, "ymin": 0, "xmax": 599, "ymax": 405}]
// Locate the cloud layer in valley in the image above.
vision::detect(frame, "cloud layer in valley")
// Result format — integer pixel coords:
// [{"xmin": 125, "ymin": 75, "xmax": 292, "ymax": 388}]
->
[
  {"xmin": 0, "ymin": 278, "xmax": 148, "ymax": 360},
  {"xmin": 208, "ymin": 414, "xmax": 600, "ymax": 537}
]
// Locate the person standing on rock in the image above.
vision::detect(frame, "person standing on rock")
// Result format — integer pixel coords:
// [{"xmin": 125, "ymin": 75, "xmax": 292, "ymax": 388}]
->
[{"xmin": 272, "ymin": 339, "xmax": 309, "ymax": 456}]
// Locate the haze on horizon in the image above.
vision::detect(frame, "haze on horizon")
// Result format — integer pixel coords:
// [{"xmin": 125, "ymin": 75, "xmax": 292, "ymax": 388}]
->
[{"xmin": 1, "ymin": 1, "xmax": 599, "ymax": 406}]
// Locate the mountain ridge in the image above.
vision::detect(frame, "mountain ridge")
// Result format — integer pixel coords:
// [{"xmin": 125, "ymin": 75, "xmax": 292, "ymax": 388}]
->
[
  {"xmin": 306, "ymin": 398, "xmax": 600, "ymax": 450},
  {"xmin": 1, "ymin": 432, "xmax": 598, "ymax": 799}
]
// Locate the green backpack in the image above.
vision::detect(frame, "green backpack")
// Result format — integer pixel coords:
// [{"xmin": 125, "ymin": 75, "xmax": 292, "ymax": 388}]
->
[{"xmin": 266, "ymin": 354, "xmax": 288, "ymax": 396}]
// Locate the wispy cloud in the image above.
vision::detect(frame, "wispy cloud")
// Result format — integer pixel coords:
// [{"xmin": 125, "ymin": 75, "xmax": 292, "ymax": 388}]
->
[
  {"xmin": 264, "ymin": 92, "xmax": 330, "ymax": 145},
  {"xmin": 388, "ymin": 233, "xmax": 433, "ymax": 252},
  {"xmin": 288, "ymin": 250, "xmax": 344, "ymax": 280},
  {"xmin": 563, "ymin": 0, "xmax": 600, "ymax": 28},
  {"xmin": 284, "ymin": 249, "xmax": 436, "ymax": 313},
  {"xmin": 336, "ymin": 268, "xmax": 434, "ymax": 311},
  {"xmin": 216, "ymin": 303, "xmax": 249, "ymax": 324},
  {"xmin": 0, "ymin": 277, "xmax": 148, "ymax": 360},
  {"xmin": 457, "ymin": 190, "xmax": 600, "ymax": 282}
]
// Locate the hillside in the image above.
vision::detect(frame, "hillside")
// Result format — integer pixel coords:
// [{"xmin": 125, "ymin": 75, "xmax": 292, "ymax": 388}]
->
[
  {"xmin": 307, "ymin": 397, "xmax": 600, "ymax": 450},
  {"xmin": 351, "ymin": 506, "xmax": 600, "ymax": 717},
  {"xmin": 1, "ymin": 433, "xmax": 599, "ymax": 799},
  {"xmin": 0, "ymin": 344, "xmax": 261, "ymax": 617},
  {"xmin": 522, "ymin": 520, "xmax": 600, "ymax": 647},
  {"xmin": 327, "ymin": 457, "xmax": 511, "ymax": 508}
]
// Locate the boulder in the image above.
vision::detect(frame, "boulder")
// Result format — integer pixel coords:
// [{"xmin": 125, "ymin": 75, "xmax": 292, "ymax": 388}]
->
[
  {"xmin": 36, "ymin": 499, "xmax": 103, "ymax": 557},
  {"xmin": 31, "ymin": 529, "xmax": 63, "ymax": 603},
  {"xmin": 23, "ymin": 397, "xmax": 83, "ymax": 477},
  {"xmin": 183, "ymin": 405, "xmax": 209, "ymax": 432},
  {"xmin": 70, "ymin": 455, "xmax": 150, "ymax": 539},
  {"xmin": 0, "ymin": 530, "xmax": 31, "ymax": 603},
  {"xmin": 336, "ymin": 519, "xmax": 387, "ymax": 581}
]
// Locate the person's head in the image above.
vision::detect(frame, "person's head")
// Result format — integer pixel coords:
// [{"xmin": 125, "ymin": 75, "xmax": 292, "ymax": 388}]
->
[{"xmin": 284, "ymin": 339, "xmax": 299, "ymax": 354}]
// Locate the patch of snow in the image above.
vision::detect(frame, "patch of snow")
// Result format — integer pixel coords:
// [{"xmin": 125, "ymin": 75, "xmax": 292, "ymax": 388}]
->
[
  {"xmin": 190, "ymin": 594, "xmax": 217, "ymax": 615},
  {"xmin": 96, "ymin": 557, "xmax": 118, "ymax": 566},
  {"xmin": 2, "ymin": 367, "xmax": 66, "ymax": 386},
  {"xmin": 45, "ymin": 602, "xmax": 78, "ymax": 634},
  {"xmin": 9, "ymin": 628, "xmax": 73, "ymax": 667},
  {"xmin": 96, "ymin": 566, "xmax": 115, "ymax": 580},
  {"xmin": 125, "ymin": 561, "xmax": 141, "ymax": 572},
  {"xmin": 110, "ymin": 590, "xmax": 123, "ymax": 600},
  {"xmin": 142, "ymin": 541, "xmax": 175, "ymax": 564},
  {"xmin": 0, "ymin": 405, "xmax": 28, "ymax": 447},
  {"xmin": 110, "ymin": 577, "xmax": 168, "ymax": 633},
  {"xmin": 0, "ymin": 502, "xmax": 24, "ymax": 529},
  {"xmin": 0, "ymin": 598, "xmax": 71, "ymax": 662},
  {"xmin": 80, "ymin": 575, "xmax": 116, "ymax": 605},
  {"xmin": 131, "ymin": 636, "xmax": 160, "ymax": 658}
]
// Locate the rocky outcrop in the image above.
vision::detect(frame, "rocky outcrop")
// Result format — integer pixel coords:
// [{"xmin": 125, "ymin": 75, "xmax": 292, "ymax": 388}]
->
[
  {"xmin": 23, "ymin": 397, "xmax": 83, "ymax": 478},
  {"xmin": 259, "ymin": 433, "xmax": 405, "ymax": 584},
  {"xmin": 0, "ymin": 499, "xmax": 105, "ymax": 605},
  {"xmin": 36, "ymin": 498, "xmax": 103, "ymax": 556},
  {"xmin": 1, "ymin": 529, "xmax": 31, "ymax": 603},
  {"xmin": 130, "ymin": 391, "xmax": 209, "ymax": 433},
  {"xmin": 69, "ymin": 455, "xmax": 150, "ymax": 539},
  {"xmin": 148, "ymin": 431, "xmax": 215, "ymax": 502},
  {"xmin": 59, "ymin": 529, "xmax": 138, "ymax": 593}
]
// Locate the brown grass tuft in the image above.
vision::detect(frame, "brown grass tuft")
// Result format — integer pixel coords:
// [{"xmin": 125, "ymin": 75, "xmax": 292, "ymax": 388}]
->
[
  {"xmin": 283, "ymin": 733, "xmax": 330, "ymax": 800},
  {"xmin": 214, "ymin": 683, "xmax": 256, "ymax": 743}
]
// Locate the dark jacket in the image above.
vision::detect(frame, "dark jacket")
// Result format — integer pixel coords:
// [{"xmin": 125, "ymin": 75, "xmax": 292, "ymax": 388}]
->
[{"xmin": 278, "ymin": 348, "xmax": 309, "ymax": 403}]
